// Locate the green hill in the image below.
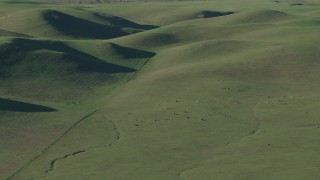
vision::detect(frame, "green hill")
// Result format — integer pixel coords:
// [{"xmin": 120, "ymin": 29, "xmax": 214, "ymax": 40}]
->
[
  {"xmin": 0, "ymin": 38, "xmax": 145, "ymax": 102},
  {"xmin": 0, "ymin": 8, "xmax": 157, "ymax": 39},
  {"xmin": 1, "ymin": 0, "xmax": 320, "ymax": 180}
]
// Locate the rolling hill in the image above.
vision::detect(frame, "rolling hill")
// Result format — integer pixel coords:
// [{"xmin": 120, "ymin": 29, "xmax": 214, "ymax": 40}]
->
[
  {"xmin": 0, "ymin": 8, "xmax": 157, "ymax": 39},
  {"xmin": 1, "ymin": 0, "xmax": 320, "ymax": 180}
]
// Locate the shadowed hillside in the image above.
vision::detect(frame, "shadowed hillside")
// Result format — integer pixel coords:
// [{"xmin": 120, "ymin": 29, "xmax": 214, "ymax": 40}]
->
[
  {"xmin": 42, "ymin": 10, "xmax": 128, "ymax": 39},
  {"xmin": 0, "ymin": 98, "xmax": 56, "ymax": 112},
  {"xmin": 0, "ymin": 38, "xmax": 136, "ymax": 75},
  {"xmin": 66, "ymin": 41, "xmax": 157, "ymax": 69},
  {"xmin": 0, "ymin": 38, "xmax": 139, "ymax": 101},
  {"xmin": 108, "ymin": 43, "xmax": 156, "ymax": 59},
  {"xmin": 0, "ymin": 29, "xmax": 31, "ymax": 37},
  {"xmin": 92, "ymin": 12, "xmax": 159, "ymax": 31},
  {"xmin": 197, "ymin": 11, "xmax": 234, "ymax": 18},
  {"xmin": 0, "ymin": 9, "xmax": 158, "ymax": 39}
]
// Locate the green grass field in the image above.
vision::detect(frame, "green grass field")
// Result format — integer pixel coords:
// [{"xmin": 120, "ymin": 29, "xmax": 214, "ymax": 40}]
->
[{"xmin": 1, "ymin": 0, "xmax": 320, "ymax": 179}]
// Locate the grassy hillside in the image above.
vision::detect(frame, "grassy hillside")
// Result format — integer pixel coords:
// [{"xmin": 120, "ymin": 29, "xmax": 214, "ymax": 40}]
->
[
  {"xmin": 1, "ymin": 0, "xmax": 320, "ymax": 180},
  {"xmin": 0, "ymin": 8, "xmax": 157, "ymax": 39},
  {"xmin": 0, "ymin": 38, "xmax": 152, "ymax": 102}
]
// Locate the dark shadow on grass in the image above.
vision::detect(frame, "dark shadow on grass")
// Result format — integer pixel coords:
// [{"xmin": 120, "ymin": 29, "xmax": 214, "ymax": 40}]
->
[
  {"xmin": 93, "ymin": 13, "xmax": 159, "ymax": 30},
  {"xmin": 291, "ymin": 3, "xmax": 304, "ymax": 6},
  {"xmin": 42, "ymin": 10, "xmax": 128, "ymax": 39},
  {"xmin": 0, "ymin": 38, "xmax": 136, "ymax": 74},
  {"xmin": 2, "ymin": 1, "xmax": 52, "ymax": 4},
  {"xmin": 110, "ymin": 43, "xmax": 156, "ymax": 59},
  {"xmin": 138, "ymin": 33, "xmax": 179, "ymax": 47},
  {"xmin": 0, "ymin": 98, "xmax": 56, "ymax": 112},
  {"xmin": 199, "ymin": 11, "xmax": 234, "ymax": 18}
]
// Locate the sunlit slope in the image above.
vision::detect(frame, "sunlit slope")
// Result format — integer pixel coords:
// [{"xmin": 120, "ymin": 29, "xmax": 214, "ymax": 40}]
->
[
  {"xmin": 10, "ymin": 4, "xmax": 320, "ymax": 180},
  {"xmin": 88, "ymin": 0, "xmax": 320, "ymax": 25},
  {"xmin": 0, "ymin": 29, "xmax": 30, "ymax": 37},
  {"xmin": 112, "ymin": 9, "xmax": 319, "ymax": 50}
]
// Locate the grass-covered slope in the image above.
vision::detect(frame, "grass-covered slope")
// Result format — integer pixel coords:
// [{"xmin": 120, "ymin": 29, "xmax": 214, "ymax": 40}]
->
[
  {"xmin": 0, "ymin": 5, "xmax": 156, "ymax": 176},
  {"xmin": 1, "ymin": 0, "xmax": 320, "ymax": 180},
  {"xmin": 0, "ymin": 8, "xmax": 158, "ymax": 39},
  {"xmin": 0, "ymin": 9, "xmax": 126, "ymax": 39},
  {"xmin": 0, "ymin": 29, "xmax": 30, "ymax": 37},
  {"xmin": 0, "ymin": 38, "xmax": 143, "ymax": 102}
]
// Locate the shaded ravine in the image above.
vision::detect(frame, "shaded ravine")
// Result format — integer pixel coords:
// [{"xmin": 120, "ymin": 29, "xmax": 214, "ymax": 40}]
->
[
  {"xmin": 44, "ymin": 117, "xmax": 120, "ymax": 175},
  {"xmin": 0, "ymin": 98, "xmax": 56, "ymax": 112},
  {"xmin": 6, "ymin": 110, "xmax": 97, "ymax": 180}
]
